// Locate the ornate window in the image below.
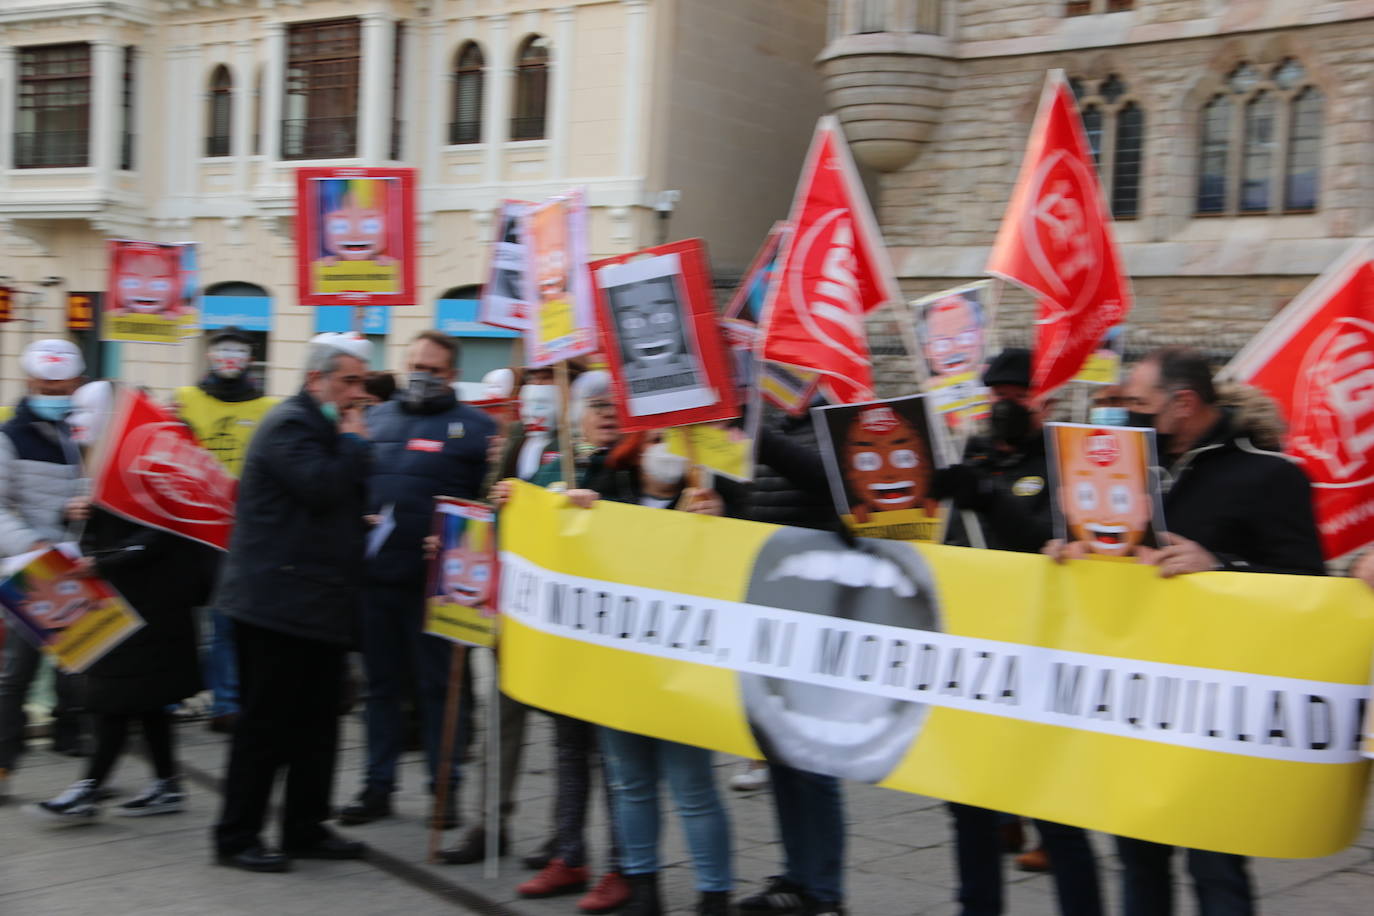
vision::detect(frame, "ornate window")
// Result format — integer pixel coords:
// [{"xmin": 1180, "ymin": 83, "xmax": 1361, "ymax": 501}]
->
[
  {"xmin": 450, "ymin": 41, "xmax": 484, "ymax": 145},
  {"xmin": 120, "ymin": 46, "xmax": 136, "ymax": 170},
  {"xmin": 206, "ymin": 65, "xmax": 233, "ymax": 157},
  {"xmin": 1195, "ymin": 59, "xmax": 1322, "ymax": 216},
  {"xmin": 283, "ymin": 18, "xmax": 361, "ymax": 160},
  {"xmin": 1071, "ymin": 75, "xmax": 1144, "ymax": 220},
  {"xmin": 389, "ymin": 23, "xmax": 404, "ymax": 161},
  {"xmin": 511, "ymin": 35, "xmax": 549, "ymax": 141},
  {"xmin": 15, "ymin": 43, "xmax": 91, "ymax": 169}
]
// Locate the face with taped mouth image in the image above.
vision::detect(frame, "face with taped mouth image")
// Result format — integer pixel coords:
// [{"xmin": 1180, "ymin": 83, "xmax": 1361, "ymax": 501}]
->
[{"xmin": 740, "ymin": 527, "xmax": 941, "ymax": 783}]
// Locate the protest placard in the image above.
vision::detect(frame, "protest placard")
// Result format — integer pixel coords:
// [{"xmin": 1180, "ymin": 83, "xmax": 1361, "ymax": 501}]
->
[
  {"xmin": 1047, "ymin": 422, "xmax": 1166, "ymax": 558},
  {"xmin": 424, "ymin": 498, "xmax": 499, "ymax": 649},
  {"xmin": 103, "ymin": 240, "xmax": 199, "ymax": 344},
  {"xmin": 295, "ymin": 167, "xmax": 418, "ymax": 307}
]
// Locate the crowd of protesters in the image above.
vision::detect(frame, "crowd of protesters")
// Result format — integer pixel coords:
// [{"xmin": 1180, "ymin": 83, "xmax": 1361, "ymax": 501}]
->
[{"xmin": 0, "ymin": 328, "xmax": 1365, "ymax": 916}]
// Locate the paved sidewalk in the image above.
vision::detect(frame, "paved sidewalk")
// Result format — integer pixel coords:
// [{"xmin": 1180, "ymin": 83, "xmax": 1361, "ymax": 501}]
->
[{"xmin": 2, "ymin": 655, "xmax": 1373, "ymax": 915}]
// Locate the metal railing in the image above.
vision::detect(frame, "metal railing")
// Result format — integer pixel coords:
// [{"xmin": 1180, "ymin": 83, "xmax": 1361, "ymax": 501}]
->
[
  {"xmin": 281, "ymin": 116, "xmax": 357, "ymax": 160},
  {"xmin": 509, "ymin": 116, "xmax": 545, "ymax": 142},
  {"xmin": 205, "ymin": 134, "xmax": 231, "ymax": 157},
  {"xmin": 448, "ymin": 120, "xmax": 481, "ymax": 145},
  {"xmin": 14, "ymin": 130, "xmax": 89, "ymax": 168}
]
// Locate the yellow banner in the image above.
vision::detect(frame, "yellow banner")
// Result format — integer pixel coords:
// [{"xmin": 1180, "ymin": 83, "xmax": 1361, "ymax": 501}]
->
[
  {"xmin": 313, "ymin": 261, "xmax": 399, "ymax": 294},
  {"xmin": 105, "ymin": 312, "xmax": 199, "ymax": 344},
  {"xmin": 498, "ymin": 482, "xmax": 1374, "ymax": 859}
]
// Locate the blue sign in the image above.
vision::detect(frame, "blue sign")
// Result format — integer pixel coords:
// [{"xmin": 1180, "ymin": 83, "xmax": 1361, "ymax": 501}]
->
[
  {"xmin": 201, "ymin": 296, "xmax": 272, "ymax": 332},
  {"xmin": 436, "ymin": 299, "xmax": 518, "ymax": 339},
  {"xmin": 315, "ymin": 305, "xmax": 391, "ymax": 335}
]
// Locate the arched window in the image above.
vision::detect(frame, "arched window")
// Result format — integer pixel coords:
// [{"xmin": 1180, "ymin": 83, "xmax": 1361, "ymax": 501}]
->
[
  {"xmin": 1195, "ymin": 59, "xmax": 1323, "ymax": 216},
  {"xmin": 206, "ymin": 65, "xmax": 232, "ymax": 157},
  {"xmin": 1072, "ymin": 75, "xmax": 1145, "ymax": 219},
  {"xmin": 511, "ymin": 35, "xmax": 549, "ymax": 141},
  {"xmin": 451, "ymin": 42, "xmax": 484, "ymax": 144}
]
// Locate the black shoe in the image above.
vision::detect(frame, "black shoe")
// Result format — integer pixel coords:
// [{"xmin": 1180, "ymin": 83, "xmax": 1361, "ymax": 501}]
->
[
  {"xmin": 622, "ymin": 873, "xmax": 663, "ymax": 916},
  {"xmin": 738, "ymin": 876, "xmax": 806, "ymax": 914},
  {"xmin": 440, "ymin": 826, "xmax": 509, "ymax": 865},
  {"xmin": 284, "ymin": 830, "xmax": 367, "ymax": 860},
  {"xmin": 698, "ymin": 890, "xmax": 733, "ymax": 916},
  {"xmin": 521, "ymin": 836, "xmax": 557, "ymax": 871},
  {"xmin": 337, "ymin": 787, "xmax": 391, "ymax": 825},
  {"xmin": 216, "ymin": 844, "xmax": 291, "ymax": 873}
]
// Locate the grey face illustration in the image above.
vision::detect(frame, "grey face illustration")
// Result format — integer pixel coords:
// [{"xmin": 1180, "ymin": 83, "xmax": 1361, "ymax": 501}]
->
[
  {"xmin": 611, "ymin": 278, "xmax": 688, "ymax": 369},
  {"xmin": 740, "ymin": 527, "xmax": 940, "ymax": 783}
]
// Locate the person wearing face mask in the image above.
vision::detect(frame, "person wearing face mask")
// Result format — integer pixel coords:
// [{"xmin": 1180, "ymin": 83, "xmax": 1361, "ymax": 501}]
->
[
  {"xmin": 173, "ymin": 327, "xmax": 280, "ymax": 735},
  {"xmin": 211, "ymin": 332, "xmax": 374, "ymax": 873},
  {"xmin": 929, "ymin": 347, "xmax": 1105, "ymax": 916},
  {"xmin": 338, "ymin": 331, "xmax": 495, "ymax": 830},
  {"xmin": 0, "ymin": 340, "xmax": 92, "ymax": 804}
]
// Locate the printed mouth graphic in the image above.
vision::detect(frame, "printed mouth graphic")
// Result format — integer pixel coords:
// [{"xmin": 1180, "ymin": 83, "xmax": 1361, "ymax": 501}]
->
[
  {"xmin": 867, "ymin": 480, "xmax": 916, "ymax": 507},
  {"xmin": 741, "ymin": 530, "xmax": 941, "ymax": 783},
  {"xmin": 130, "ymin": 296, "xmax": 164, "ymax": 312},
  {"xmin": 940, "ymin": 354, "xmax": 967, "ymax": 370},
  {"xmin": 1086, "ymin": 522, "xmax": 1129, "ymax": 551},
  {"xmin": 340, "ymin": 242, "xmax": 374, "ymax": 253},
  {"xmin": 450, "ymin": 583, "xmax": 482, "ymax": 604},
  {"xmin": 634, "ymin": 340, "xmax": 673, "ymax": 359}
]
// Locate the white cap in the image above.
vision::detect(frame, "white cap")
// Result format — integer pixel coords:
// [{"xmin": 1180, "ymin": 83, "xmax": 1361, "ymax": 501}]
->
[
  {"xmin": 21, "ymin": 339, "xmax": 84, "ymax": 381},
  {"xmin": 481, "ymin": 368, "xmax": 516, "ymax": 399},
  {"xmin": 309, "ymin": 331, "xmax": 374, "ymax": 364}
]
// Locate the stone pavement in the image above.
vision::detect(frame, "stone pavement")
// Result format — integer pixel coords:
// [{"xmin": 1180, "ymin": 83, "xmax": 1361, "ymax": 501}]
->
[{"xmin": 3, "ymin": 654, "xmax": 1373, "ymax": 915}]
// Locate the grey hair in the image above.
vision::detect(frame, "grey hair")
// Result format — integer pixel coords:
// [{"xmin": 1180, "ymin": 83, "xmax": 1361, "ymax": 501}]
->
[{"xmin": 304, "ymin": 342, "xmax": 351, "ymax": 378}]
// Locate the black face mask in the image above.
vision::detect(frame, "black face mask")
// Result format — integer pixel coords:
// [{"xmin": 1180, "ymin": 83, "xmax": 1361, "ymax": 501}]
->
[
  {"xmin": 403, "ymin": 371, "xmax": 451, "ymax": 409},
  {"xmin": 1128, "ymin": 410, "xmax": 1176, "ymax": 458},
  {"xmin": 989, "ymin": 398, "xmax": 1033, "ymax": 446}
]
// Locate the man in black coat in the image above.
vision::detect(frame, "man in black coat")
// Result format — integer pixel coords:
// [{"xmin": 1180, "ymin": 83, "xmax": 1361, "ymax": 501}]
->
[
  {"xmin": 1112, "ymin": 347, "xmax": 1324, "ymax": 916},
  {"xmin": 211, "ymin": 333, "xmax": 373, "ymax": 873},
  {"xmin": 339, "ymin": 331, "xmax": 493, "ymax": 827}
]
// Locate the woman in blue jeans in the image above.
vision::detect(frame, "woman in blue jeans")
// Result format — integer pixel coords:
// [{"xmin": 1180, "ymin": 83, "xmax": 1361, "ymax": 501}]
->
[{"xmin": 569, "ymin": 426, "xmax": 733, "ymax": 916}]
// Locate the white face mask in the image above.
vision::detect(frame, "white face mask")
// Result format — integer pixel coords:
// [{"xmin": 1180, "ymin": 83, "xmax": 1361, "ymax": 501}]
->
[
  {"xmin": 519, "ymin": 385, "xmax": 560, "ymax": 433},
  {"xmin": 642, "ymin": 442, "xmax": 690, "ymax": 487},
  {"xmin": 208, "ymin": 342, "xmax": 252, "ymax": 379}
]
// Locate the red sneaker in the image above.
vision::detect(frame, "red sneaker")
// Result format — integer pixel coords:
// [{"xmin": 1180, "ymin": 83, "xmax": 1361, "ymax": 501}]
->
[
  {"xmin": 578, "ymin": 872, "xmax": 631, "ymax": 914},
  {"xmin": 1016, "ymin": 846, "xmax": 1051, "ymax": 872},
  {"xmin": 517, "ymin": 859, "xmax": 590, "ymax": 898}
]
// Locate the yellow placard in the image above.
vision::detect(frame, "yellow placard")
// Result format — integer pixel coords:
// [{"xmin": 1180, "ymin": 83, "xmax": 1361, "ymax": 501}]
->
[
  {"xmin": 51, "ymin": 600, "xmax": 143, "ymax": 672},
  {"xmin": 105, "ymin": 312, "xmax": 199, "ymax": 344},
  {"xmin": 1073, "ymin": 350, "xmax": 1123, "ymax": 385},
  {"xmin": 313, "ymin": 260, "xmax": 399, "ymax": 294},
  {"xmin": 663, "ymin": 425, "xmax": 753, "ymax": 482},
  {"xmin": 425, "ymin": 598, "xmax": 498, "ymax": 649},
  {"xmin": 498, "ymin": 481, "xmax": 1374, "ymax": 859}
]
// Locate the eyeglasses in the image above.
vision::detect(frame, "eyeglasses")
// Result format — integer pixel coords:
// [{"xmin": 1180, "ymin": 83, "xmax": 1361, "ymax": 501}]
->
[{"xmin": 588, "ymin": 400, "xmax": 616, "ymax": 413}]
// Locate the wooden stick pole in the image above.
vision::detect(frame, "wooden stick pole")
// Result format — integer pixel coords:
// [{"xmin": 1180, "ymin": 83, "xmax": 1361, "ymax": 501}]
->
[
  {"xmin": 554, "ymin": 360, "xmax": 577, "ymax": 489},
  {"xmin": 483, "ymin": 652, "xmax": 501, "ymax": 880},
  {"xmin": 427, "ymin": 643, "xmax": 467, "ymax": 864}
]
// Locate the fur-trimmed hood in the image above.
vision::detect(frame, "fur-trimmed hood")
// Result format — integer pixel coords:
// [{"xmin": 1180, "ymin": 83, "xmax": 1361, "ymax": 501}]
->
[{"xmin": 1216, "ymin": 382, "xmax": 1287, "ymax": 453}]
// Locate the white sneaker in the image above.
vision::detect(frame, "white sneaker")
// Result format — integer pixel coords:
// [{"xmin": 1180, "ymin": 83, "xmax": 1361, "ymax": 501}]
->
[
  {"xmin": 27, "ymin": 778, "xmax": 100, "ymax": 825},
  {"xmin": 729, "ymin": 762, "xmax": 770, "ymax": 792},
  {"xmin": 116, "ymin": 778, "xmax": 185, "ymax": 817}
]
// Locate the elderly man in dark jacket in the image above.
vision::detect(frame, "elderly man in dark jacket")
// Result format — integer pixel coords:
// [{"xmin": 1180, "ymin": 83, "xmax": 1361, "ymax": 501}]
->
[
  {"xmin": 211, "ymin": 333, "xmax": 373, "ymax": 874},
  {"xmin": 338, "ymin": 331, "xmax": 493, "ymax": 827}
]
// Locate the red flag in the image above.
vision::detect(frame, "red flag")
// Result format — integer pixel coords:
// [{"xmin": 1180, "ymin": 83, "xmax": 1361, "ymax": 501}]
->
[
  {"xmin": 91, "ymin": 388, "xmax": 238, "ymax": 551},
  {"xmin": 759, "ymin": 117, "xmax": 900, "ymax": 404},
  {"xmin": 1224, "ymin": 240, "xmax": 1374, "ymax": 560},
  {"xmin": 987, "ymin": 71, "xmax": 1132, "ymax": 397}
]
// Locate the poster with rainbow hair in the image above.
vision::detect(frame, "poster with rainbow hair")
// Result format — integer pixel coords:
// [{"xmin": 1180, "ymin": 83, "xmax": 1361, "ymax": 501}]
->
[
  {"xmin": 0, "ymin": 547, "xmax": 143, "ymax": 672},
  {"xmin": 424, "ymin": 498, "xmax": 498, "ymax": 649},
  {"xmin": 295, "ymin": 167, "xmax": 417, "ymax": 307}
]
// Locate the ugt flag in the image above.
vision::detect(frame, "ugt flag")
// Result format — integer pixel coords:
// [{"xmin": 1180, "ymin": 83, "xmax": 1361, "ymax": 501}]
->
[
  {"xmin": 987, "ymin": 70, "xmax": 1131, "ymax": 397},
  {"xmin": 759, "ymin": 117, "xmax": 901, "ymax": 404},
  {"xmin": 91, "ymin": 387, "xmax": 238, "ymax": 551},
  {"xmin": 1224, "ymin": 240, "xmax": 1374, "ymax": 561}
]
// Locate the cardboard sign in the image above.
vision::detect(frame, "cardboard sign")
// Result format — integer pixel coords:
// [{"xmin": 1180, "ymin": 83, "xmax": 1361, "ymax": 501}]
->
[
  {"xmin": 424, "ymin": 498, "xmax": 499, "ymax": 649},
  {"xmin": 812, "ymin": 394, "xmax": 945, "ymax": 541},
  {"xmin": 591, "ymin": 239, "xmax": 739, "ymax": 432},
  {"xmin": 523, "ymin": 188, "xmax": 596, "ymax": 367},
  {"xmin": 913, "ymin": 282, "xmax": 991, "ymax": 427},
  {"xmin": 480, "ymin": 199, "xmax": 533, "ymax": 331},
  {"xmin": 295, "ymin": 167, "xmax": 418, "ymax": 307},
  {"xmin": 104, "ymin": 240, "xmax": 199, "ymax": 343},
  {"xmin": 1046, "ymin": 422, "xmax": 1166, "ymax": 558}
]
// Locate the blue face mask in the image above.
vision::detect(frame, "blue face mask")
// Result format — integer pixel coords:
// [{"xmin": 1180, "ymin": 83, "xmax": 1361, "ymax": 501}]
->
[
  {"xmin": 29, "ymin": 395, "xmax": 72, "ymax": 422},
  {"xmin": 1089, "ymin": 406, "xmax": 1129, "ymax": 427},
  {"xmin": 320, "ymin": 402, "xmax": 340, "ymax": 425}
]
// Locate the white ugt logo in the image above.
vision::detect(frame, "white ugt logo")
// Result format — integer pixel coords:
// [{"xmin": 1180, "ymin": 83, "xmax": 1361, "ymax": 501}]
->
[
  {"xmin": 1034, "ymin": 179, "xmax": 1093, "ymax": 291},
  {"xmin": 809, "ymin": 218, "xmax": 863, "ymax": 341}
]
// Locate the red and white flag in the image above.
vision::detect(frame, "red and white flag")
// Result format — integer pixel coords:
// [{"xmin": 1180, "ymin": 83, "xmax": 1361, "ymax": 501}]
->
[
  {"xmin": 91, "ymin": 388, "xmax": 238, "ymax": 551},
  {"xmin": 759, "ymin": 117, "xmax": 901, "ymax": 405},
  {"xmin": 1224, "ymin": 240, "xmax": 1374, "ymax": 560},
  {"xmin": 987, "ymin": 70, "xmax": 1132, "ymax": 397}
]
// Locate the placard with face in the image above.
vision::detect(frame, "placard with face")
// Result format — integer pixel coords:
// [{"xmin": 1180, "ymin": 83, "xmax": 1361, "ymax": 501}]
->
[
  {"xmin": 480, "ymin": 199, "xmax": 533, "ymax": 331},
  {"xmin": 1047, "ymin": 422, "xmax": 1167, "ymax": 558},
  {"xmin": 295, "ymin": 167, "xmax": 418, "ymax": 307},
  {"xmin": 813, "ymin": 393, "xmax": 945, "ymax": 541},
  {"xmin": 523, "ymin": 188, "xmax": 597, "ymax": 367},
  {"xmin": 424, "ymin": 498, "xmax": 499, "ymax": 648},
  {"xmin": 104, "ymin": 240, "xmax": 200, "ymax": 343},
  {"xmin": 912, "ymin": 281, "xmax": 991, "ymax": 428},
  {"xmin": 591, "ymin": 239, "xmax": 739, "ymax": 432}
]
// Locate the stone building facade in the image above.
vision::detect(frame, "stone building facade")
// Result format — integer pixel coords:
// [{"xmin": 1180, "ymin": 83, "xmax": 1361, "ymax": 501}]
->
[{"xmin": 819, "ymin": 0, "xmax": 1374, "ymax": 392}]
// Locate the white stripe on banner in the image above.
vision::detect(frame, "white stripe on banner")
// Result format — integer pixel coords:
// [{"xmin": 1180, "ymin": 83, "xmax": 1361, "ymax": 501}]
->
[{"xmin": 500, "ymin": 552, "xmax": 1370, "ymax": 764}]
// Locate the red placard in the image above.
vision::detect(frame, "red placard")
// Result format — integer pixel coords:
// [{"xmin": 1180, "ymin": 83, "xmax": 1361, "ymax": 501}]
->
[
  {"xmin": 986, "ymin": 70, "xmax": 1131, "ymax": 398},
  {"xmin": 295, "ymin": 166, "xmax": 418, "ymax": 307},
  {"xmin": 1225, "ymin": 240, "xmax": 1374, "ymax": 560},
  {"xmin": 90, "ymin": 387, "xmax": 239, "ymax": 551},
  {"xmin": 589, "ymin": 239, "xmax": 740, "ymax": 432}
]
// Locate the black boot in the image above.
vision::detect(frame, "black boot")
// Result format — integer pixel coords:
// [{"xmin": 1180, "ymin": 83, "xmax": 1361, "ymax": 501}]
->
[
  {"xmin": 698, "ymin": 890, "xmax": 733, "ymax": 916},
  {"xmin": 440, "ymin": 825, "xmax": 510, "ymax": 865},
  {"xmin": 622, "ymin": 873, "xmax": 663, "ymax": 916},
  {"xmin": 336, "ymin": 786, "xmax": 392, "ymax": 825}
]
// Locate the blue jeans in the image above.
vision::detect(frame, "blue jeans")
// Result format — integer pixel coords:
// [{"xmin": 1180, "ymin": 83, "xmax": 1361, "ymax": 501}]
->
[
  {"xmin": 360, "ymin": 582, "xmax": 469, "ymax": 793},
  {"xmin": 767, "ymin": 762, "xmax": 844, "ymax": 904},
  {"xmin": 207, "ymin": 610, "xmax": 240, "ymax": 717},
  {"xmin": 1116, "ymin": 836, "xmax": 1253, "ymax": 916},
  {"xmin": 947, "ymin": 803, "xmax": 1103, "ymax": 915},
  {"xmin": 601, "ymin": 728, "xmax": 731, "ymax": 892}
]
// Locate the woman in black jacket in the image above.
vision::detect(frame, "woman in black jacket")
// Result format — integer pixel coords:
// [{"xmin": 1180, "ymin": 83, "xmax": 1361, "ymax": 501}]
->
[{"xmin": 29, "ymin": 506, "xmax": 215, "ymax": 823}]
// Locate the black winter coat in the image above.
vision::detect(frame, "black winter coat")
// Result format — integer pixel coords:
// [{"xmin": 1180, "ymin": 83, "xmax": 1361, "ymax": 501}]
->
[
  {"xmin": 720, "ymin": 413, "xmax": 839, "ymax": 532},
  {"xmin": 933, "ymin": 435, "xmax": 1053, "ymax": 554},
  {"xmin": 1161, "ymin": 410, "xmax": 1324, "ymax": 576},
  {"xmin": 215, "ymin": 390, "xmax": 372, "ymax": 646},
  {"xmin": 366, "ymin": 391, "xmax": 494, "ymax": 585},
  {"xmin": 82, "ymin": 509, "xmax": 217, "ymax": 713}
]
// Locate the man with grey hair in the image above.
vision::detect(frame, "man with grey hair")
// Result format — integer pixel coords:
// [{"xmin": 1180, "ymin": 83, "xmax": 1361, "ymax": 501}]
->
[{"xmin": 212, "ymin": 333, "xmax": 373, "ymax": 873}]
